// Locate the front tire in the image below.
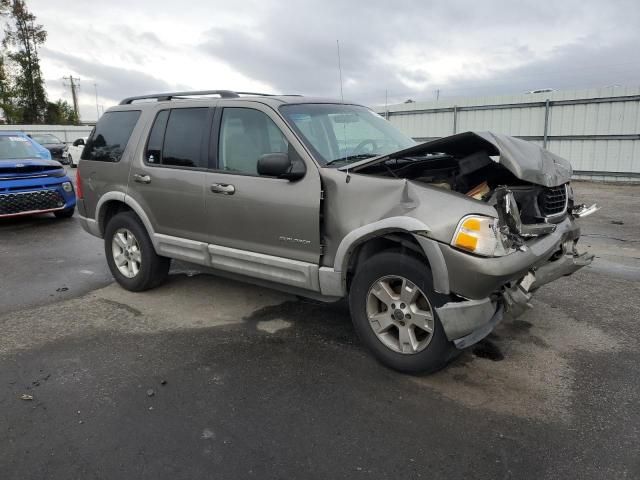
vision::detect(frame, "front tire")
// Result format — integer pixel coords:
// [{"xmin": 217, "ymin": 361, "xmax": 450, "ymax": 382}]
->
[
  {"xmin": 104, "ymin": 211, "xmax": 170, "ymax": 291},
  {"xmin": 68, "ymin": 154, "xmax": 76, "ymax": 167},
  {"xmin": 349, "ymin": 251, "xmax": 457, "ymax": 374}
]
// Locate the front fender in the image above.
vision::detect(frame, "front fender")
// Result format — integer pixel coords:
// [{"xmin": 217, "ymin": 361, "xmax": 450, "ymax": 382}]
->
[{"xmin": 319, "ymin": 217, "xmax": 451, "ymax": 297}]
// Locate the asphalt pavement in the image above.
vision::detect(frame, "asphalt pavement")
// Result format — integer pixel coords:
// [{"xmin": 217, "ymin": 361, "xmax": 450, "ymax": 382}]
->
[{"xmin": 1, "ymin": 178, "xmax": 639, "ymax": 479}]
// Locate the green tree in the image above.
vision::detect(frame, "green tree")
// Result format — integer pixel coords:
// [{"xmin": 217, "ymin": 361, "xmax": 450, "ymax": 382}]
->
[
  {"xmin": 45, "ymin": 99, "xmax": 78, "ymax": 125},
  {"xmin": 0, "ymin": 1, "xmax": 15, "ymax": 123},
  {"xmin": 0, "ymin": 52, "xmax": 16, "ymax": 123},
  {"xmin": 2, "ymin": 0, "xmax": 47, "ymax": 124}
]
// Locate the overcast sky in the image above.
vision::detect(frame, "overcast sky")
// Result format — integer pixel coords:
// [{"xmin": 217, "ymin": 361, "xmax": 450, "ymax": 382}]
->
[{"xmin": 25, "ymin": 0, "xmax": 640, "ymax": 121}]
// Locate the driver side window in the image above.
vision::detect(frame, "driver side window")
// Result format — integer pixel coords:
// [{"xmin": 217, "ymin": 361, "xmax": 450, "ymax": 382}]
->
[{"xmin": 218, "ymin": 108, "xmax": 288, "ymax": 175}]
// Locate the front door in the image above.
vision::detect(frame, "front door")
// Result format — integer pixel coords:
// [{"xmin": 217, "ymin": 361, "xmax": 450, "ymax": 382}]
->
[{"xmin": 203, "ymin": 103, "xmax": 321, "ymax": 265}]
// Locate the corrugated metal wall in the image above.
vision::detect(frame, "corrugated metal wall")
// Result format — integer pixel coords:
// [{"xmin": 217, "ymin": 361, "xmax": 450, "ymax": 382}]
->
[
  {"xmin": 378, "ymin": 86, "xmax": 640, "ymax": 181},
  {"xmin": 0, "ymin": 125, "xmax": 94, "ymax": 144}
]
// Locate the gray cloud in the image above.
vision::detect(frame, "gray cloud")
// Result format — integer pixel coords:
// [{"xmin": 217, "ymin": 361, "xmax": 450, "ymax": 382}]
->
[
  {"xmin": 198, "ymin": 0, "xmax": 640, "ymax": 104},
  {"xmin": 42, "ymin": 47, "xmax": 189, "ymax": 102},
  {"xmin": 422, "ymin": 36, "xmax": 640, "ymax": 101},
  {"xmin": 34, "ymin": 0, "xmax": 640, "ymax": 112}
]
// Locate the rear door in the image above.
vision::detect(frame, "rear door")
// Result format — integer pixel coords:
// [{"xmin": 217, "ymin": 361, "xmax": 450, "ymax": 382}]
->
[
  {"xmin": 126, "ymin": 105, "xmax": 213, "ymax": 242},
  {"xmin": 203, "ymin": 101, "xmax": 322, "ymax": 264}
]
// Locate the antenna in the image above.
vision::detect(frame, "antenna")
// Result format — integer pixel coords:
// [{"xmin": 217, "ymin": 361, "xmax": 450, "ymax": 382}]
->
[
  {"xmin": 336, "ymin": 40, "xmax": 344, "ymax": 102},
  {"xmin": 336, "ymin": 40, "xmax": 350, "ymax": 182},
  {"xmin": 384, "ymin": 89, "xmax": 388, "ymax": 119},
  {"xmin": 94, "ymin": 83, "xmax": 100, "ymax": 120}
]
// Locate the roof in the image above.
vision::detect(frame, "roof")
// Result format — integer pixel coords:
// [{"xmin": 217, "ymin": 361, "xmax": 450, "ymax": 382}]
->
[{"xmin": 115, "ymin": 90, "xmax": 358, "ymax": 110}]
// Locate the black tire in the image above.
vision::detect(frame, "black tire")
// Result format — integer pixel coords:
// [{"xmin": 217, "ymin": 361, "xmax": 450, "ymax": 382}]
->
[
  {"xmin": 104, "ymin": 211, "xmax": 170, "ymax": 291},
  {"xmin": 54, "ymin": 205, "xmax": 75, "ymax": 218},
  {"xmin": 349, "ymin": 251, "xmax": 457, "ymax": 374},
  {"xmin": 69, "ymin": 155, "xmax": 76, "ymax": 168}
]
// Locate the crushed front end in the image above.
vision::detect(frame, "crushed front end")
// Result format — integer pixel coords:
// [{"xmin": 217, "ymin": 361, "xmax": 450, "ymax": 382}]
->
[
  {"xmin": 347, "ymin": 130, "xmax": 597, "ymax": 349},
  {"xmin": 437, "ymin": 185, "xmax": 595, "ymax": 343}
]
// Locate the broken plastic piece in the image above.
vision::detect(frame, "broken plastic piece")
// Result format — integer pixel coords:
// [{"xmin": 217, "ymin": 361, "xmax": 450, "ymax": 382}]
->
[{"xmin": 572, "ymin": 204, "xmax": 599, "ymax": 218}]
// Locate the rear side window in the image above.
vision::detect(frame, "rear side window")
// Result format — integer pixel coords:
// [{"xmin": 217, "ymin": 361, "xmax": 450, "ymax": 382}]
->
[
  {"xmin": 145, "ymin": 108, "xmax": 207, "ymax": 168},
  {"xmin": 83, "ymin": 110, "xmax": 140, "ymax": 162}
]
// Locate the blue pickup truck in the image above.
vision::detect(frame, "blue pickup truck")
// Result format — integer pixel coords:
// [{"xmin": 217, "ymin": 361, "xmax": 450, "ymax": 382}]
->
[{"xmin": 0, "ymin": 132, "xmax": 76, "ymax": 219}]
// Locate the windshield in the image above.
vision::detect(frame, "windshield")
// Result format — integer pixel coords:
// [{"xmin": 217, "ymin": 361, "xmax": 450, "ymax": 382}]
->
[
  {"xmin": 280, "ymin": 104, "xmax": 415, "ymax": 166},
  {"xmin": 31, "ymin": 133, "xmax": 62, "ymax": 144},
  {"xmin": 0, "ymin": 135, "xmax": 43, "ymax": 160}
]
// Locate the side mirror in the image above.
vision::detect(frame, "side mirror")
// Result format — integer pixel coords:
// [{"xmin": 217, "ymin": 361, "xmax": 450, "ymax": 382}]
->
[
  {"xmin": 73, "ymin": 138, "xmax": 84, "ymax": 146},
  {"xmin": 257, "ymin": 153, "xmax": 305, "ymax": 180}
]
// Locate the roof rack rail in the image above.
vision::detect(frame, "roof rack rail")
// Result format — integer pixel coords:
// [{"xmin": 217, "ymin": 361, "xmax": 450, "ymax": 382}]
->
[{"xmin": 119, "ymin": 90, "xmax": 277, "ymax": 105}]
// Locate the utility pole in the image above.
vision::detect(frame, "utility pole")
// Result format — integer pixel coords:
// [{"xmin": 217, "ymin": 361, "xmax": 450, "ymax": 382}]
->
[
  {"xmin": 94, "ymin": 83, "xmax": 100, "ymax": 120},
  {"xmin": 63, "ymin": 75, "xmax": 80, "ymax": 122}
]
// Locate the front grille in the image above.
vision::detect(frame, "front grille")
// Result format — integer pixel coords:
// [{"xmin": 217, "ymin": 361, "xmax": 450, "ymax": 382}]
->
[
  {"xmin": 538, "ymin": 185, "xmax": 568, "ymax": 217},
  {"xmin": 49, "ymin": 148, "xmax": 63, "ymax": 159},
  {"xmin": 0, "ymin": 190, "xmax": 65, "ymax": 216}
]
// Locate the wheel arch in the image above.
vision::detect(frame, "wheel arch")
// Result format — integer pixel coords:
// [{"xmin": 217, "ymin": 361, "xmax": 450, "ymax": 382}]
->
[
  {"xmin": 326, "ymin": 217, "xmax": 450, "ymax": 296},
  {"xmin": 96, "ymin": 193, "xmax": 156, "ymax": 244}
]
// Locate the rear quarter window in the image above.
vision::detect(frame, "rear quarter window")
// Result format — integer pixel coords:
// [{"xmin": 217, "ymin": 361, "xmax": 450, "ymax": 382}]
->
[{"xmin": 83, "ymin": 110, "xmax": 141, "ymax": 162}]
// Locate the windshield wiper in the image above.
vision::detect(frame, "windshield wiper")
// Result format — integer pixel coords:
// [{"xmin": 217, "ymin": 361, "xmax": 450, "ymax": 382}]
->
[{"xmin": 325, "ymin": 153, "xmax": 378, "ymax": 167}]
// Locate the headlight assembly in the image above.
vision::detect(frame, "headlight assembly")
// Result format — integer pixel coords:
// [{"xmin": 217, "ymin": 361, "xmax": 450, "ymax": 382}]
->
[{"xmin": 451, "ymin": 215, "xmax": 513, "ymax": 257}]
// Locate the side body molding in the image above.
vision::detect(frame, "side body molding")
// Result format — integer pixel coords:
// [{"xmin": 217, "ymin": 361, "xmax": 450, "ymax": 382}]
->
[{"xmin": 93, "ymin": 194, "xmax": 450, "ymax": 300}]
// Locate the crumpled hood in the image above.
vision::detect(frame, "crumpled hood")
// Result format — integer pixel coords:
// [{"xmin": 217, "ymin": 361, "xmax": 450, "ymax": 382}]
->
[{"xmin": 344, "ymin": 131, "xmax": 572, "ymax": 187}]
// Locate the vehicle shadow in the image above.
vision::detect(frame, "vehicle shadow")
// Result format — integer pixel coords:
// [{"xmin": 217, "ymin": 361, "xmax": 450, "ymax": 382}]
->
[{"xmin": 0, "ymin": 212, "xmax": 71, "ymax": 230}]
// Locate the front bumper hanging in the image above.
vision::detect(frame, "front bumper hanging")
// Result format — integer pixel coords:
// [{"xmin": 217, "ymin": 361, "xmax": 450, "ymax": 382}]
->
[{"xmin": 434, "ymin": 216, "xmax": 594, "ymax": 350}]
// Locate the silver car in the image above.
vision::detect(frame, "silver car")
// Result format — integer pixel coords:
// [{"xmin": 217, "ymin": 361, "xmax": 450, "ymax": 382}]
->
[{"xmin": 77, "ymin": 90, "xmax": 596, "ymax": 373}]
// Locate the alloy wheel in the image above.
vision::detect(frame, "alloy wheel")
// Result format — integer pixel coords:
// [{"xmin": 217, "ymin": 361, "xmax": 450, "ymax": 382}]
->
[
  {"xmin": 111, "ymin": 228, "xmax": 142, "ymax": 278},
  {"xmin": 366, "ymin": 275, "xmax": 435, "ymax": 354}
]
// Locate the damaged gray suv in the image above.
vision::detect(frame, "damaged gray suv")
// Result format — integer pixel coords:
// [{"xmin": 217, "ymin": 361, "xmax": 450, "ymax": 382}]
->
[{"xmin": 77, "ymin": 90, "xmax": 597, "ymax": 373}]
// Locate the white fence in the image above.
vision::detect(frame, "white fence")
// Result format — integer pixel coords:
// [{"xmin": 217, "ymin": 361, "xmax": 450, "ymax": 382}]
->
[
  {"xmin": 377, "ymin": 86, "xmax": 640, "ymax": 182},
  {"xmin": 0, "ymin": 124, "xmax": 93, "ymax": 145}
]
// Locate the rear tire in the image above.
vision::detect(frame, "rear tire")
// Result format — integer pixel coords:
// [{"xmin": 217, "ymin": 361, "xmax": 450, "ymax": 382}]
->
[
  {"xmin": 69, "ymin": 154, "xmax": 76, "ymax": 167},
  {"xmin": 104, "ymin": 211, "xmax": 170, "ymax": 291},
  {"xmin": 349, "ymin": 251, "xmax": 457, "ymax": 374}
]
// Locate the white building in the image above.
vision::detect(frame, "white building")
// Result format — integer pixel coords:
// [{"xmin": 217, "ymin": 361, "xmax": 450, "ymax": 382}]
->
[{"xmin": 377, "ymin": 86, "xmax": 640, "ymax": 182}]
